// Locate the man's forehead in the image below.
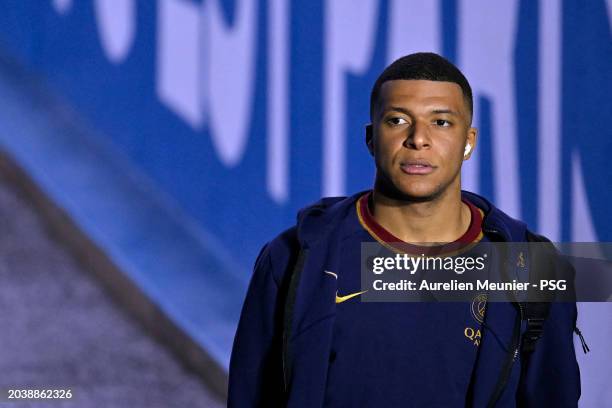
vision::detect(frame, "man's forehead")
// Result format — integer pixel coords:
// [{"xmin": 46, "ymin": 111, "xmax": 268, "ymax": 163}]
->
[
  {"xmin": 376, "ymin": 79, "xmax": 467, "ymax": 114},
  {"xmin": 379, "ymin": 79, "xmax": 464, "ymax": 99}
]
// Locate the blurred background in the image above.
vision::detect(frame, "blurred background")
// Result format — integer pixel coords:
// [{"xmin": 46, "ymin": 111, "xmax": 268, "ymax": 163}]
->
[{"xmin": 0, "ymin": 0, "xmax": 610, "ymax": 406}]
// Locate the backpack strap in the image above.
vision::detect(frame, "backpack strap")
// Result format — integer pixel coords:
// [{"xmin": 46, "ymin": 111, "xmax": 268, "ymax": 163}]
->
[
  {"xmin": 520, "ymin": 302, "xmax": 551, "ymax": 353},
  {"xmin": 282, "ymin": 247, "xmax": 307, "ymax": 393},
  {"xmin": 280, "ymin": 196, "xmax": 353, "ymax": 394},
  {"xmin": 521, "ymin": 230, "xmax": 554, "ymax": 354}
]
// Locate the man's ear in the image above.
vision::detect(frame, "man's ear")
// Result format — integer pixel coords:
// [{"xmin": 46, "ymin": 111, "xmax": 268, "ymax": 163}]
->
[
  {"xmin": 365, "ymin": 124, "xmax": 374, "ymax": 155},
  {"xmin": 463, "ymin": 127, "xmax": 477, "ymax": 161}
]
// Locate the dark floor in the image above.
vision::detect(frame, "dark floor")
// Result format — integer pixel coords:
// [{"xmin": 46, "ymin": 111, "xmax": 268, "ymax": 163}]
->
[{"xmin": 0, "ymin": 179, "xmax": 224, "ymax": 407}]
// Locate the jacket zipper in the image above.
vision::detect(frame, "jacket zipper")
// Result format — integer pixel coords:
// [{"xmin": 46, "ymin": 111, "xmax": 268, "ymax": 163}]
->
[
  {"xmin": 486, "ymin": 304, "xmax": 523, "ymax": 407},
  {"xmin": 513, "ymin": 302, "xmax": 524, "ymax": 361}
]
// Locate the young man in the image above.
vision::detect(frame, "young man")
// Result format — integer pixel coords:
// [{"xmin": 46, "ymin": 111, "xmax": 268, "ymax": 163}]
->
[{"xmin": 229, "ymin": 53, "xmax": 581, "ymax": 407}]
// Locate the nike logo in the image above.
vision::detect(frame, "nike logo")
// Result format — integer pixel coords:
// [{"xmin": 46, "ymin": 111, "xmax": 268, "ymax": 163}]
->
[
  {"xmin": 324, "ymin": 271, "xmax": 368, "ymax": 303},
  {"xmin": 335, "ymin": 290, "xmax": 368, "ymax": 303},
  {"xmin": 324, "ymin": 270, "xmax": 338, "ymax": 279}
]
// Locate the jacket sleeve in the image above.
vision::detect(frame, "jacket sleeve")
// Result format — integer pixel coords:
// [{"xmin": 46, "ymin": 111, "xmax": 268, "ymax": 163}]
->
[
  {"xmin": 228, "ymin": 230, "xmax": 297, "ymax": 407},
  {"xmin": 517, "ymin": 252, "xmax": 581, "ymax": 407}
]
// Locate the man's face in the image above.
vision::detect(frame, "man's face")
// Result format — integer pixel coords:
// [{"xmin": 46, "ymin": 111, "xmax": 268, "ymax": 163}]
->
[{"xmin": 368, "ymin": 79, "xmax": 477, "ymax": 201}]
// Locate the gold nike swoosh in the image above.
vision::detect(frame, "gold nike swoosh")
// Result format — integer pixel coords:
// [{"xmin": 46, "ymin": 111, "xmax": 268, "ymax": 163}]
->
[{"xmin": 336, "ymin": 290, "xmax": 368, "ymax": 304}]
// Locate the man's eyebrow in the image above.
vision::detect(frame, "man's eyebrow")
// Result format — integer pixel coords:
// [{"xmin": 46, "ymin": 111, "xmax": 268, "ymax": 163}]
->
[
  {"xmin": 382, "ymin": 106, "xmax": 412, "ymax": 116},
  {"xmin": 381, "ymin": 107, "xmax": 460, "ymax": 116},
  {"xmin": 431, "ymin": 108, "xmax": 459, "ymax": 116}
]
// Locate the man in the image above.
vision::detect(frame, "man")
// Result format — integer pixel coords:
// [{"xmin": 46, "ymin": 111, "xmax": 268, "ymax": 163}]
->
[{"xmin": 229, "ymin": 53, "xmax": 581, "ymax": 407}]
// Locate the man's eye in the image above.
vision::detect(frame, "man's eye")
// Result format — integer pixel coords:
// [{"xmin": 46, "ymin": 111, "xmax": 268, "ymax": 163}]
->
[
  {"xmin": 387, "ymin": 117, "xmax": 408, "ymax": 126},
  {"xmin": 434, "ymin": 119, "xmax": 451, "ymax": 127}
]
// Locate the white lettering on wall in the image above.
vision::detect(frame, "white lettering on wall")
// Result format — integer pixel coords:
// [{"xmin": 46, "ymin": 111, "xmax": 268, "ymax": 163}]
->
[
  {"xmin": 538, "ymin": 0, "xmax": 561, "ymax": 241},
  {"xmin": 52, "ymin": 0, "xmax": 73, "ymax": 14},
  {"xmin": 458, "ymin": 0, "xmax": 521, "ymax": 218},
  {"xmin": 204, "ymin": 0, "xmax": 257, "ymax": 166},
  {"xmin": 323, "ymin": 0, "xmax": 379, "ymax": 195},
  {"xmin": 156, "ymin": 0, "xmax": 203, "ymax": 127},
  {"xmin": 156, "ymin": 0, "xmax": 257, "ymax": 167},
  {"xmin": 267, "ymin": 0, "xmax": 289, "ymax": 203},
  {"xmin": 571, "ymin": 151, "xmax": 598, "ymax": 242},
  {"xmin": 94, "ymin": 0, "xmax": 136, "ymax": 63},
  {"xmin": 387, "ymin": 0, "xmax": 440, "ymax": 62}
]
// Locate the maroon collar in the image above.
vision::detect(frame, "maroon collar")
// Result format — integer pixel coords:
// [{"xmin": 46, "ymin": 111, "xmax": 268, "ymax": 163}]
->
[{"xmin": 356, "ymin": 191, "xmax": 484, "ymax": 254}]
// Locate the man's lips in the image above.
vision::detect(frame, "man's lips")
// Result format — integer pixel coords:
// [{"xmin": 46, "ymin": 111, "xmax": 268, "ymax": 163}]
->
[{"xmin": 400, "ymin": 160, "xmax": 436, "ymax": 175}]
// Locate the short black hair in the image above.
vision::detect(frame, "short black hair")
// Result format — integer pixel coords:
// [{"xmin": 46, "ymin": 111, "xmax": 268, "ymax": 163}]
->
[{"xmin": 369, "ymin": 52, "xmax": 473, "ymax": 121}]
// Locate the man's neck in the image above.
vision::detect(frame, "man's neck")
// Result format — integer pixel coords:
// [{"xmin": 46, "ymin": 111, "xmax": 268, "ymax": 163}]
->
[{"xmin": 370, "ymin": 187, "xmax": 471, "ymax": 244}]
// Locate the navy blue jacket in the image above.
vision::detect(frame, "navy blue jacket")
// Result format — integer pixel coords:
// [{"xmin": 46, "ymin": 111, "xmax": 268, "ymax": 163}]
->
[{"xmin": 228, "ymin": 191, "xmax": 580, "ymax": 407}]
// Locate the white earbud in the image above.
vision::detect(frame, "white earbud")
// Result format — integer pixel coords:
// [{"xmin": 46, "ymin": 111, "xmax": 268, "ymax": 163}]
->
[{"xmin": 464, "ymin": 144, "xmax": 472, "ymax": 157}]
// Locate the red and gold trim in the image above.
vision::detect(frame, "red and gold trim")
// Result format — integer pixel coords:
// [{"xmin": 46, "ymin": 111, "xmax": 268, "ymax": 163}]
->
[{"xmin": 356, "ymin": 191, "xmax": 484, "ymax": 255}]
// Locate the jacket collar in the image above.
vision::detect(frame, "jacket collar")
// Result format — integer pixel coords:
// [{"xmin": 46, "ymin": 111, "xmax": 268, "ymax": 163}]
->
[
  {"xmin": 296, "ymin": 190, "xmax": 527, "ymax": 246},
  {"xmin": 461, "ymin": 191, "xmax": 527, "ymax": 242}
]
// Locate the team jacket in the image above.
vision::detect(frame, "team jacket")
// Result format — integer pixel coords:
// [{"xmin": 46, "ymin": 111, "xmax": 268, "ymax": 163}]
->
[{"xmin": 228, "ymin": 191, "xmax": 581, "ymax": 407}]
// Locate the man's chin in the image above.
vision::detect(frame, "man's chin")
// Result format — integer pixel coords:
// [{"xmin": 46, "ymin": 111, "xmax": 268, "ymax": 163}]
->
[
  {"xmin": 377, "ymin": 181, "xmax": 444, "ymax": 203},
  {"xmin": 396, "ymin": 190, "xmax": 442, "ymax": 203}
]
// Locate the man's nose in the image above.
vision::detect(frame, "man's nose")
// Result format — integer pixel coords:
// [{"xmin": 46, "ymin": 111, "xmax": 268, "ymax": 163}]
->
[{"xmin": 404, "ymin": 121, "xmax": 431, "ymax": 149}]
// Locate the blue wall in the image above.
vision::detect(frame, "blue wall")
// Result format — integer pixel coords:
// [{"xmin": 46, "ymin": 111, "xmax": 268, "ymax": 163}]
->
[{"xmin": 1, "ymin": 0, "xmax": 609, "ymax": 271}]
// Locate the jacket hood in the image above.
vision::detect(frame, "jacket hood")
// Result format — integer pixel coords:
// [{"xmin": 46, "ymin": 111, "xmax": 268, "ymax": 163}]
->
[
  {"xmin": 461, "ymin": 191, "xmax": 528, "ymax": 242},
  {"xmin": 295, "ymin": 192, "xmax": 364, "ymax": 247}
]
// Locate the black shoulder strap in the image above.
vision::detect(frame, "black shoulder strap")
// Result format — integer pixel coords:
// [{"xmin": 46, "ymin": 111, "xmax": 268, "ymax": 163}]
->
[
  {"xmin": 520, "ymin": 302, "xmax": 550, "ymax": 353},
  {"xmin": 521, "ymin": 230, "xmax": 554, "ymax": 354},
  {"xmin": 281, "ymin": 247, "xmax": 307, "ymax": 393}
]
